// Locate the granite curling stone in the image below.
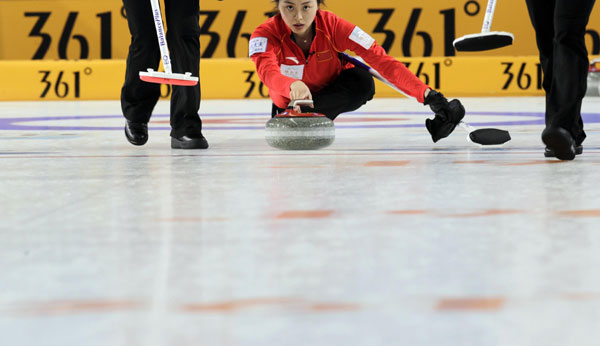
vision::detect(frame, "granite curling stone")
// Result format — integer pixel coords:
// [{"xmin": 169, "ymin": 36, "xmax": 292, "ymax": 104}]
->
[{"xmin": 265, "ymin": 102, "xmax": 335, "ymax": 150}]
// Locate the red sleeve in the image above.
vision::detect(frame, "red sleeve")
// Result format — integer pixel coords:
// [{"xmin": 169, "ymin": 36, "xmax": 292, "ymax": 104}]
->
[
  {"xmin": 330, "ymin": 15, "xmax": 430, "ymax": 103},
  {"xmin": 249, "ymin": 23, "xmax": 296, "ymax": 99}
]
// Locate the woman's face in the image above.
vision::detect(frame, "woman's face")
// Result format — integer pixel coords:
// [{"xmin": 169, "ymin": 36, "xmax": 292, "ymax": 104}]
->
[{"xmin": 278, "ymin": 0, "xmax": 319, "ymax": 37}]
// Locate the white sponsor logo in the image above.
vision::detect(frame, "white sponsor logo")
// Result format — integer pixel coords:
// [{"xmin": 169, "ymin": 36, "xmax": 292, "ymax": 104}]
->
[
  {"xmin": 349, "ymin": 26, "xmax": 375, "ymax": 50},
  {"xmin": 285, "ymin": 57, "xmax": 300, "ymax": 64},
  {"xmin": 280, "ymin": 64, "xmax": 304, "ymax": 79},
  {"xmin": 249, "ymin": 37, "xmax": 268, "ymax": 56}
]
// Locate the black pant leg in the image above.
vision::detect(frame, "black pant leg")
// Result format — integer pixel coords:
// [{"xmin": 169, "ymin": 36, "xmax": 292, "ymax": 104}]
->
[
  {"xmin": 548, "ymin": 0, "xmax": 595, "ymax": 145},
  {"xmin": 164, "ymin": 0, "xmax": 202, "ymax": 138},
  {"xmin": 526, "ymin": 0, "xmax": 595, "ymax": 145},
  {"xmin": 121, "ymin": 0, "xmax": 161, "ymax": 124},
  {"xmin": 525, "ymin": 0, "xmax": 555, "ymax": 116},
  {"xmin": 311, "ymin": 68, "xmax": 375, "ymax": 120}
]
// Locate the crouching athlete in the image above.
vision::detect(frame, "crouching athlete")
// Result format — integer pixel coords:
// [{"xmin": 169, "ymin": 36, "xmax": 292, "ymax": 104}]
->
[{"xmin": 249, "ymin": 0, "xmax": 466, "ymax": 142}]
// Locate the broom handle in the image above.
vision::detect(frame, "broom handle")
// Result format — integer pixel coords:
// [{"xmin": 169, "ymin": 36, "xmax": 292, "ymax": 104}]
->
[
  {"xmin": 481, "ymin": 0, "xmax": 497, "ymax": 33},
  {"xmin": 340, "ymin": 53, "xmax": 512, "ymax": 145},
  {"xmin": 340, "ymin": 53, "xmax": 471, "ymax": 130},
  {"xmin": 149, "ymin": 0, "xmax": 172, "ymax": 74}
]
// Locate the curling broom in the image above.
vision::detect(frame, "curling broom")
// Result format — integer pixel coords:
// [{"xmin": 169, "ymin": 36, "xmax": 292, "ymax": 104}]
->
[
  {"xmin": 139, "ymin": 0, "xmax": 198, "ymax": 86},
  {"xmin": 453, "ymin": 0, "xmax": 514, "ymax": 52},
  {"xmin": 340, "ymin": 53, "xmax": 511, "ymax": 145}
]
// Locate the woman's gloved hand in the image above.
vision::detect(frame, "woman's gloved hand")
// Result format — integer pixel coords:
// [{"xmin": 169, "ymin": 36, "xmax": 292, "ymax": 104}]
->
[{"xmin": 423, "ymin": 90, "xmax": 465, "ymax": 143}]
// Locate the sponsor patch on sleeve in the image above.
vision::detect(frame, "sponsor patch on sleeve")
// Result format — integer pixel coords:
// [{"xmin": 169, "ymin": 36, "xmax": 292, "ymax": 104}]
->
[
  {"xmin": 249, "ymin": 37, "xmax": 268, "ymax": 57},
  {"xmin": 349, "ymin": 26, "xmax": 375, "ymax": 50}
]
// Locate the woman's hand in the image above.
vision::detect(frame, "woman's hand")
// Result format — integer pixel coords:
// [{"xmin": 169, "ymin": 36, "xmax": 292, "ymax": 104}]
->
[
  {"xmin": 423, "ymin": 90, "xmax": 465, "ymax": 143},
  {"xmin": 289, "ymin": 81, "xmax": 313, "ymax": 111}
]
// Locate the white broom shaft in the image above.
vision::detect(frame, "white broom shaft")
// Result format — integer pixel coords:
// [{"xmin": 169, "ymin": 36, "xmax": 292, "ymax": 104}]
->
[
  {"xmin": 346, "ymin": 54, "xmax": 472, "ymax": 131},
  {"xmin": 459, "ymin": 121, "xmax": 475, "ymax": 132},
  {"xmin": 342, "ymin": 54, "xmax": 474, "ymax": 132},
  {"xmin": 150, "ymin": 0, "xmax": 172, "ymax": 74},
  {"xmin": 481, "ymin": 0, "xmax": 498, "ymax": 33},
  {"xmin": 373, "ymin": 70, "xmax": 470, "ymax": 130},
  {"xmin": 371, "ymin": 70, "xmax": 408, "ymax": 97}
]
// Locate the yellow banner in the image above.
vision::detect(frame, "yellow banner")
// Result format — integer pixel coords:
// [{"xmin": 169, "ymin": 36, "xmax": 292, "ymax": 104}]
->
[
  {"xmin": 198, "ymin": 0, "xmax": 600, "ymax": 58},
  {"xmin": 0, "ymin": 60, "xmax": 174, "ymax": 101},
  {"xmin": 3, "ymin": 56, "xmax": 581, "ymax": 101},
  {"xmin": 1, "ymin": 0, "xmax": 599, "ymax": 60},
  {"xmin": 0, "ymin": 0, "xmax": 130, "ymax": 60},
  {"xmin": 200, "ymin": 57, "xmax": 548, "ymax": 99}
]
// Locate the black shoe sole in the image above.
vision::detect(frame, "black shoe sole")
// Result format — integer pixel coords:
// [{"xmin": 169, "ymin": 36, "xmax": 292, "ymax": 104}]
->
[
  {"xmin": 124, "ymin": 126, "xmax": 148, "ymax": 146},
  {"xmin": 541, "ymin": 128, "xmax": 576, "ymax": 160},
  {"xmin": 544, "ymin": 146, "xmax": 582, "ymax": 158},
  {"xmin": 171, "ymin": 137, "xmax": 209, "ymax": 149}
]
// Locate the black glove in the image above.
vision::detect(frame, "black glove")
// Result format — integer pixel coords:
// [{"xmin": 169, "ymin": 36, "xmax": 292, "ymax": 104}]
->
[{"xmin": 423, "ymin": 90, "xmax": 465, "ymax": 143}]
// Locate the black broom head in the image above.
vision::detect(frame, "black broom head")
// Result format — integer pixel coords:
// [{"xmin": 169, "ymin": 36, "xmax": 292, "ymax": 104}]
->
[
  {"xmin": 469, "ymin": 128, "xmax": 511, "ymax": 145},
  {"xmin": 454, "ymin": 32, "xmax": 514, "ymax": 52}
]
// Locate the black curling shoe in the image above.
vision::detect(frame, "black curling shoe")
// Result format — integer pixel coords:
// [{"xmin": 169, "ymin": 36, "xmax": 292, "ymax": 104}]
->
[
  {"xmin": 124, "ymin": 121, "xmax": 148, "ymax": 146},
  {"xmin": 171, "ymin": 134, "xmax": 209, "ymax": 149},
  {"xmin": 541, "ymin": 127, "xmax": 576, "ymax": 160},
  {"xmin": 544, "ymin": 145, "xmax": 583, "ymax": 158}
]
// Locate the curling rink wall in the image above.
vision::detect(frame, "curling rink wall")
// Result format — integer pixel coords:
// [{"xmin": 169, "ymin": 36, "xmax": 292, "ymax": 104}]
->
[{"xmin": 1, "ymin": 0, "xmax": 599, "ymax": 100}]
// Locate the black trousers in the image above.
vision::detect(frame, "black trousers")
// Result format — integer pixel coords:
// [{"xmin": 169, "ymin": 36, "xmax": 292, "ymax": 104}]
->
[
  {"xmin": 272, "ymin": 68, "xmax": 375, "ymax": 120},
  {"xmin": 121, "ymin": 0, "xmax": 202, "ymax": 138},
  {"xmin": 525, "ymin": 0, "xmax": 596, "ymax": 145}
]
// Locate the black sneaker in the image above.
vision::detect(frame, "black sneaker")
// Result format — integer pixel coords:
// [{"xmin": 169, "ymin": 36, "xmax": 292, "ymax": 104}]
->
[
  {"xmin": 544, "ymin": 145, "xmax": 583, "ymax": 158},
  {"xmin": 541, "ymin": 127, "xmax": 576, "ymax": 160},
  {"xmin": 171, "ymin": 134, "xmax": 209, "ymax": 149}
]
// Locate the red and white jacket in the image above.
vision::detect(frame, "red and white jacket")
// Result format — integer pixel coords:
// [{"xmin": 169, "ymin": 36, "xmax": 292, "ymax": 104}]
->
[{"xmin": 249, "ymin": 10, "xmax": 430, "ymax": 109}]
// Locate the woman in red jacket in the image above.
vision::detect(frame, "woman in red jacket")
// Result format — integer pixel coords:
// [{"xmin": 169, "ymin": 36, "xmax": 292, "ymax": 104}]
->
[{"xmin": 250, "ymin": 0, "xmax": 465, "ymax": 142}]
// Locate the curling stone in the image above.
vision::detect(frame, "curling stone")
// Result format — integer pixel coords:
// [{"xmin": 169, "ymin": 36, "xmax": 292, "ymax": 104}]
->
[
  {"xmin": 265, "ymin": 100, "xmax": 335, "ymax": 150},
  {"xmin": 586, "ymin": 58, "xmax": 600, "ymax": 97}
]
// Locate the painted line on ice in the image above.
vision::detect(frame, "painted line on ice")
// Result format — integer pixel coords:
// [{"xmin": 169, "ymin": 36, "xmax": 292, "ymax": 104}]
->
[{"xmin": 4, "ymin": 111, "xmax": 600, "ymax": 131}]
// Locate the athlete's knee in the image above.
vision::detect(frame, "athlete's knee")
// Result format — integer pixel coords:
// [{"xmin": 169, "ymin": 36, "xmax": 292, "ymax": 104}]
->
[{"xmin": 347, "ymin": 68, "xmax": 375, "ymax": 103}]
